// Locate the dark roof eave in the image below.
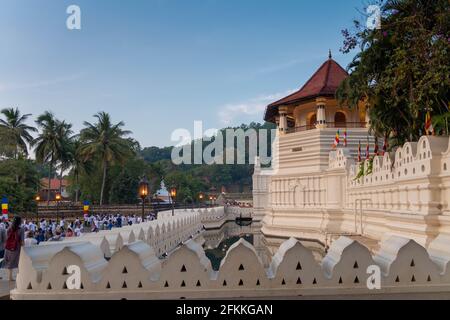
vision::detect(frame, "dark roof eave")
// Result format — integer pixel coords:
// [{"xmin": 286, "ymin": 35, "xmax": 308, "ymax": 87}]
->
[{"xmin": 264, "ymin": 93, "xmax": 336, "ymax": 122}]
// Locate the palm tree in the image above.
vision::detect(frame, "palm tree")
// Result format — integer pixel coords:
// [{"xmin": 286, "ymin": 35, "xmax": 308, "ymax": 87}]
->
[
  {"xmin": 33, "ymin": 111, "xmax": 69, "ymax": 205},
  {"xmin": 0, "ymin": 107, "xmax": 37, "ymax": 159},
  {"xmin": 70, "ymin": 138, "xmax": 94, "ymax": 203},
  {"xmin": 55, "ymin": 120, "xmax": 74, "ymax": 196},
  {"xmin": 80, "ymin": 112, "xmax": 133, "ymax": 205}
]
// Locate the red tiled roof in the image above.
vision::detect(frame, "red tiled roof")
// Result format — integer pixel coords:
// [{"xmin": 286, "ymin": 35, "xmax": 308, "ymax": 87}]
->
[
  {"xmin": 40, "ymin": 178, "xmax": 69, "ymax": 190},
  {"xmin": 264, "ymin": 58, "xmax": 349, "ymax": 122}
]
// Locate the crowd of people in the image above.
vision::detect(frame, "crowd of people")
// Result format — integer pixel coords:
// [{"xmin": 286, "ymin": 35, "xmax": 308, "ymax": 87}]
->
[
  {"xmin": 0, "ymin": 212, "xmax": 157, "ymax": 281},
  {"xmin": 225, "ymin": 200, "xmax": 253, "ymax": 208}
]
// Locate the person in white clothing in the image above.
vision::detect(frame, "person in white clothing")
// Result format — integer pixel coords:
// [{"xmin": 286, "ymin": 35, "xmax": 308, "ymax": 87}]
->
[
  {"xmin": 28, "ymin": 222, "xmax": 37, "ymax": 233},
  {"xmin": 24, "ymin": 231, "xmax": 38, "ymax": 247},
  {"xmin": 74, "ymin": 226, "xmax": 81, "ymax": 237}
]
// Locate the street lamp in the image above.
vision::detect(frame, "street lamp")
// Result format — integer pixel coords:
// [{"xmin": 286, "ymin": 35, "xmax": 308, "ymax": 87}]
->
[
  {"xmin": 55, "ymin": 193, "xmax": 62, "ymax": 224},
  {"xmin": 209, "ymin": 195, "xmax": 213, "ymax": 207},
  {"xmin": 35, "ymin": 195, "xmax": 41, "ymax": 224},
  {"xmin": 198, "ymin": 192, "xmax": 204, "ymax": 208},
  {"xmin": 139, "ymin": 176, "xmax": 149, "ymax": 222},
  {"xmin": 170, "ymin": 187, "xmax": 177, "ymax": 216},
  {"xmin": 209, "ymin": 195, "xmax": 217, "ymax": 207}
]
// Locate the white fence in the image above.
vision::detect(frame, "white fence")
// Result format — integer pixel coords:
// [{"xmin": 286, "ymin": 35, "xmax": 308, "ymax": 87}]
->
[{"xmin": 11, "ymin": 234, "xmax": 450, "ymax": 299}]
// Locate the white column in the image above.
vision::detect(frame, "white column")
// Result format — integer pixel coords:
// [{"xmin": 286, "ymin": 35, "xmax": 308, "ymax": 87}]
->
[
  {"xmin": 278, "ymin": 107, "xmax": 288, "ymax": 135},
  {"xmin": 316, "ymin": 97, "xmax": 327, "ymax": 129}
]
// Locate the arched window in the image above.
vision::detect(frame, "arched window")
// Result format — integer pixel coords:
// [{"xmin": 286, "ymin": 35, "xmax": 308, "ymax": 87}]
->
[{"xmin": 334, "ymin": 112, "xmax": 346, "ymax": 127}]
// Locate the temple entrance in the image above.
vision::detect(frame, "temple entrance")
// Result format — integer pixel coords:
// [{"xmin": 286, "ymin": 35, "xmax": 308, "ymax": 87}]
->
[{"xmin": 334, "ymin": 112, "xmax": 346, "ymax": 127}]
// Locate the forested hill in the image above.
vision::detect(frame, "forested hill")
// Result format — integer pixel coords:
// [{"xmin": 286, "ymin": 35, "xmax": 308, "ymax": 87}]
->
[{"xmin": 140, "ymin": 122, "xmax": 276, "ymax": 196}]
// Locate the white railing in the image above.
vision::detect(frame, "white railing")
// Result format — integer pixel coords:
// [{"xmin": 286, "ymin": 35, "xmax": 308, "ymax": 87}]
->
[{"xmin": 11, "ymin": 234, "xmax": 450, "ymax": 299}]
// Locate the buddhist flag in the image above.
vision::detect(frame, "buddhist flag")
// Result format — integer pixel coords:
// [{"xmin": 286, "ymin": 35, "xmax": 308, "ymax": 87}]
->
[
  {"xmin": 374, "ymin": 136, "xmax": 379, "ymax": 156},
  {"xmin": 343, "ymin": 129, "xmax": 348, "ymax": 147},
  {"xmin": 365, "ymin": 137, "xmax": 370, "ymax": 160},
  {"xmin": 83, "ymin": 200, "xmax": 90, "ymax": 213},
  {"xmin": 2, "ymin": 197, "xmax": 8, "ymax": 218},
  {"xmin": 358, "ymin": 140, "xmax": 362, "ymax": 162},
  {"xmin": 332, "ymin": 130, "xmax": 340, "ymax": 148},
  {"xmin": 425, "ymin": 111, "xmax": 434, "ymax": 135}
]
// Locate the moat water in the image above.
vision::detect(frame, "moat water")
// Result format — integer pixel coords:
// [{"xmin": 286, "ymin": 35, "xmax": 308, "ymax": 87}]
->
[{"xmin": 202, "ymin": 221, "xmax": 327, "ymax": 270}]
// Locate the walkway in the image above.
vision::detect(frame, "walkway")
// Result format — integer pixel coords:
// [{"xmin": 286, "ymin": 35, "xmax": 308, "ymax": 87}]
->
[{"xmin": 0, "ymin": 269, "xmax": 17, "ymax": 300}]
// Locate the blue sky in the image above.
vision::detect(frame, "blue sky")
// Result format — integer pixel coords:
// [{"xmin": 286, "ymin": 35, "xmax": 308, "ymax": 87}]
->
[{"xmin": 0, "ymin": 0, "xmax": 365, "ymax": 147}]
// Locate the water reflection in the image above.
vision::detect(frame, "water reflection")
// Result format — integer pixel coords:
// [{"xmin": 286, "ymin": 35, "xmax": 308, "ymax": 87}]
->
[
  {"xmin": 202, "ymin": 221, "xmax": 271, "ymax": 271},
  {"xmin": 201, "ymin": 221, "xmax": 327, "ymax": 270}
]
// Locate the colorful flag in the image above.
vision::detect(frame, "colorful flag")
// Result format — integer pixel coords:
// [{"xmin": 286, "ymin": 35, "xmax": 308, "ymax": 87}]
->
[
  {"xmin": 83, "ymin": 200, "xmax": 90, "ymax": 213},
  {"xmin": 343, "ymin": 129, "xmax": 348, "ymax": 147},
  {"xmin": 332, "ymin": 130, "xmax": 340, "ymax": 148},
  {"xmin": 365, "ymin": 137, "xmax": 370, "ymax": 160},
  {"xmin": 374, "ymin": 136, "xmax": 379, "ymax": 156},
  {"xmin": 425, "ymin": 111, "xmax": 434, "ymax": 135},
  {"xmin": 358, "ymin": 140, "xmax": 362, "ymax": 162},
  {"xmin": 2, "ymin": 196, "xmax": 8, "ymax": 220}
]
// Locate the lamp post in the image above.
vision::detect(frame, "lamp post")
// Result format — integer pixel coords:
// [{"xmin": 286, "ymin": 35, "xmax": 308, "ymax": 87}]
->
[
  {"xmin": 198, "ymin": 192, "xmax": 204, "ymax": 208},
  {"xmin": 139, "ymin": 176, "xmax": 149, "ymax": 222},
  {"xmin": 35, "ymin": 195, "xmax": 41, "ymax": 224},
  {"xmin": 208, "ymin": 195, "xmax": 212, "ymax": 207},
  {"xmin": 170, "ymin": 187, "xmax": 177, "ymax": 216},
  {"xmin": 55, "ymin": 193, "xmax": 62, "ymax": 224}
]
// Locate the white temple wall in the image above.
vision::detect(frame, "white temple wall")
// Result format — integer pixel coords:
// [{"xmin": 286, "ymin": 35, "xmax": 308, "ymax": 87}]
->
[{"xmin": 254, "ymin": 135, "xmax": 450, "ymax": 246}]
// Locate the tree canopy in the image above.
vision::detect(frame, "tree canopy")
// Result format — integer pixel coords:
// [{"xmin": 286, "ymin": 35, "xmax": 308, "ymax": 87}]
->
[{"xmin": 337, "ymin": 0, "xmax": 449, "ymax": 146}]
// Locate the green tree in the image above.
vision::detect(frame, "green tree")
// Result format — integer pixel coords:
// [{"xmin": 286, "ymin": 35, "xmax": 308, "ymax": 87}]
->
[
  {"xmin": 0, "ymin": 159, "xmax": 40, "ymax": 214},
  {"xmin": 79, "ymin": 112, "xmax": 133, "ymax": 205},
  {"xmin": 68, "ymin": 138, "xmax": 94, "ymax": 203},
  {"xmin": 108, "ymin": 157, "xmax": 151, "ymax": 204},
  {"xmin": 54, "ymin": 120, "xmax": 74, "ymax": 195},
  {"xmin": 337, "ymin": 0, "xmax": 450, "ymax": 146},
  {"xmin": 0, "ymin": 107, "xmax": 37, "ymax": 159},
  {"xmin": 33, "ymin": 111, "xmax": 66, "ymax": 205}
]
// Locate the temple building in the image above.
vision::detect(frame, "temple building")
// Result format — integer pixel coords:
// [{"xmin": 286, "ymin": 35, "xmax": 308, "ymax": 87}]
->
[
  {"xmin": 265, "ymin": 51, "xmax": 367, "ymax": 133},
  {"xmin": 263, "ymin": 53, "xmax": 371, "ymax": 175},
  {"xmin": 253, "ymin": 54, "xmax": 450, "ymax": 253}
]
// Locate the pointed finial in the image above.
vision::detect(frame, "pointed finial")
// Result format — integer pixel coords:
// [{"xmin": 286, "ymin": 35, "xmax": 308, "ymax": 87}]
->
[{"xmin": 328, "ymin": 49, "xmax": 332, "ymax": 59}]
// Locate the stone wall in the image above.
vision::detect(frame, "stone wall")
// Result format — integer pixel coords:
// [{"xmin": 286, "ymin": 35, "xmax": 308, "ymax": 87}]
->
[{"xmin": 10, "ymin": 234, "xmax": 450, "ymax": 299}]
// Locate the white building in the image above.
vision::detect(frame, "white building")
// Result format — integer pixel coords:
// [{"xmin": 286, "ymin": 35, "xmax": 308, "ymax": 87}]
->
[{"xmin": 253, "ymin": 55, "xmax": 450, "ymax": 251}]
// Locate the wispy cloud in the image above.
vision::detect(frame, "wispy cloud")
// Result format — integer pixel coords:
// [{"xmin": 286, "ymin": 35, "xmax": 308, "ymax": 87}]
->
[
  {"xmin": 0, "ymin": 72, "xmax": 85, "ymax": 93},
  {"xmin": 218, "ymin": 89, "xmax": 295, "ymax": 125}
]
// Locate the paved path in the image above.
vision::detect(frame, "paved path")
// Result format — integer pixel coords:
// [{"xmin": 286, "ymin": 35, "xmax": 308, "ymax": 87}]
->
[{"xmin": 0, "ymin": 269, "xmax": 17, "ymax": 300}]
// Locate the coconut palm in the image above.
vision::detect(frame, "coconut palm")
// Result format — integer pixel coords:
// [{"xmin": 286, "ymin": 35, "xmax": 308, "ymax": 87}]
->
[
  {"xmin": 54, "ymin": 120, "xmax": 74, "ymax": 195},
  {"xmin": 0, "ymin": 107, "xmax": 37, "ymax": 159},
  {"xmin": 79, "ymin": 112, "xmax": 133, "ymax": 205},
  {"xmin": 33, "ymin": 111, "xmax": 70, "ymax": 204},
  {"xmin": 69, "ymin": 138, "xmax": 94, "ymax": 203}
]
